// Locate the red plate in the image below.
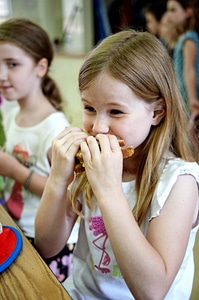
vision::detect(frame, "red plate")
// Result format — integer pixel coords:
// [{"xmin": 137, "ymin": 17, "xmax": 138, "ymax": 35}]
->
[{"xmin": 0, "ymin": 225, "xmax": 23, "ymax": 272}]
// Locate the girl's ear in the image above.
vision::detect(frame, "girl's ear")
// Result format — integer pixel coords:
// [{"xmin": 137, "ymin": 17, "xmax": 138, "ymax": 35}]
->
[
  {"xmin": 152, "ymin": 98, "xmax": 166, "ymax": 126},
  {"xmin": 37, "ymin": 58, "xmax": 48, "ymax": 78}
]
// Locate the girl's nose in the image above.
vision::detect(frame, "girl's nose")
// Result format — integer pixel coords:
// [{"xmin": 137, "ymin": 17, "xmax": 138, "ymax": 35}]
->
[
  {"xmin": 0, "ymin": 66, "xmax": 8, "ymax": 80},
  {"xmin": 92, "ymin": 116, "xmax": 109, "ymax": 134}
]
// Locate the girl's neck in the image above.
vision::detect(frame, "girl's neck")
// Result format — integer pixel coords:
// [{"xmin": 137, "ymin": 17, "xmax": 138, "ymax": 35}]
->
[
  {"xmin": 123, "ymin": 165, "xmax": 137, "ymax": 175},
  {"xmin": 122, "ymin": 151, "xmax": 139, "ymax": 182},
  {"xmin": 122, "ymin": 171, "xmax": 136, "ymax": 182},
  {"xmin": 16, "ymin": 95, "xmax": 57, "ymax": 127}
]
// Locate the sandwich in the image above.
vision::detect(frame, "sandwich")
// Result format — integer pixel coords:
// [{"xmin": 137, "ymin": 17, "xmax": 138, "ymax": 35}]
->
[{"xmin": 75, "ymin": 139, "xmax": 134, "ymax": 174}]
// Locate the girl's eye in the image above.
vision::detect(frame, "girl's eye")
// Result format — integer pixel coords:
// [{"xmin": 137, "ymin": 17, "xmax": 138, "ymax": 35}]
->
[
  {"xmin": 8, "ymin": 62, "xmax": 18, "ymax": 68},
  {"xmin": 110, "ymin": 109, "xmax": 123, "ymax": 115},
  {"xmin": 84, "ymin": 106, "xmax": 96, "ymax": 112}
]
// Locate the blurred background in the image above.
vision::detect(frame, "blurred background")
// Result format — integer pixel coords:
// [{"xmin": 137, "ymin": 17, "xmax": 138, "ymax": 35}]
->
[
  {"xmin": 0, "ymin": 1, "xmax": 198, "ymax": 299},
  {"xmin": 0, "ymin": 0, "xmax": 148, "ymax": 55}
]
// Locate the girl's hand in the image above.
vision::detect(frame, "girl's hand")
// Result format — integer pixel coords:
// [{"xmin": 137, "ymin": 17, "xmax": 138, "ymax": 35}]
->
[
  {"xmin": 80, "ymin": 134, "xmax": 123, "ymax": 199},
  {"xmin": 50, "ymin": 127, "xmax": 89, "ymax": 186}
]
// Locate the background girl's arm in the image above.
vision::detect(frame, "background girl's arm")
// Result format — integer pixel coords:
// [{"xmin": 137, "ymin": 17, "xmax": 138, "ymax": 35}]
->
[
  {"xmin": 183, "ymin": 39, "xmax": 199, "ymax": 115},
  {"xmin": 0, "ymin": 151, "xmax": 47, "ymax": 196}
]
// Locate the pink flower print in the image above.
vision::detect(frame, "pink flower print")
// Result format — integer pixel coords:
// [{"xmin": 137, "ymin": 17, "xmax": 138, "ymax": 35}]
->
[{"xmin": 89, "ymin": 216, "xmax": 111, "ymax": 274}]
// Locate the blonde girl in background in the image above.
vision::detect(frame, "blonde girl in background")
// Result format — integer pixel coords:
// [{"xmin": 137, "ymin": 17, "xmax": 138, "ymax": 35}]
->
[
  {"xmin": 0, "ymin": 18, "xmax": 78, "ymax": 282},
  {"xmin": 35, "ymin": 30, "xmax": 199, "ymax": 299}
]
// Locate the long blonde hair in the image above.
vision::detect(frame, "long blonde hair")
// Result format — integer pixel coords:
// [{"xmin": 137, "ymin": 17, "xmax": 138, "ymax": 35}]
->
[{"xmin": 71, "ymin": 30, "xmax": 197, "ymax": 225}]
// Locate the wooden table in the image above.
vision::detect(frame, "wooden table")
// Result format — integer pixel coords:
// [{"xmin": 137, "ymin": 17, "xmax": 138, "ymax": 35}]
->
[{"xmin": 0, "ymin": 204, "xmax": 72, "ymax": 300}]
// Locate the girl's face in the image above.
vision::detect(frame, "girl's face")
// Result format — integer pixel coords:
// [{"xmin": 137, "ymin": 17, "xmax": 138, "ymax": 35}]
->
[
  {"xmin": 145, "ymin": 12, "xmax": 160, "ymax": 35},
  {"xmin": 160, "ymin": 12, "xmax": 178, "ymax": 46},
  {"xmin": 81, "ymin": 73, "xmax": 160, "ymax": 150},
  {"xmin": 0, "ymin": 42, "xmax": 40, "ymax": 101},
  {"xmin": 167, "ymin": 0, "xmax": 189, "ymax": 25}
]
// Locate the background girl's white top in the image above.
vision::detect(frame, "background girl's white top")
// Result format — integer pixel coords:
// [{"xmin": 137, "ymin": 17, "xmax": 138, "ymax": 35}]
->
[{"xmin": 3, "ymin": 106, "xmax": 69, "ymax": 238}]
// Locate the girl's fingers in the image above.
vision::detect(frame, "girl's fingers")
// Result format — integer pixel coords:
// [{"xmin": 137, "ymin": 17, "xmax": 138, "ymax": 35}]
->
[
  {"xmin": 95, "ymin": 134, "xmax": 121, "ymax": 153},
  {"xmin": 81, "ymin": 134, "xmax": 122, "ymax": 170},
  {"xmin": 52, "ymin": 127, "xmax": 88, "ymax": 154}
]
